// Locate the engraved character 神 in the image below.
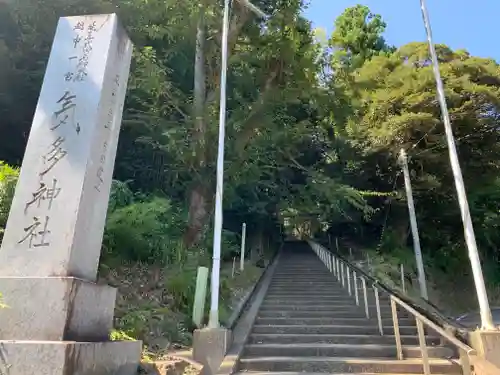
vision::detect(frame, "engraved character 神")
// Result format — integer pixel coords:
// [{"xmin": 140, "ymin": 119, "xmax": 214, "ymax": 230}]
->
[{"xmin": 24, "ymin": 179, "xmax": 61, "ymax": 213}]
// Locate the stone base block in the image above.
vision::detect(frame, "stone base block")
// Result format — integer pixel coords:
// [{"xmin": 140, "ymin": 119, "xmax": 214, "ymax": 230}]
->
[
  {"xmin": 0, "ymin": 339, "xmax": 142, "ymax": 375},
  {"xmin": 193, "ymin": 327, "xmax": 231, "ymax": 375},
  {"xmin": 469, "ymin": 330, "xmax": 500, "ymax": 368},
  {"xmin": 0, "ymin": 277, "xmax": 116, "ymax": 341}
]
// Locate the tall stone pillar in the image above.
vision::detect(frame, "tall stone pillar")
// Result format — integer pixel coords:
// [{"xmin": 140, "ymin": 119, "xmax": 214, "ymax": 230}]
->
[{"xmin": 0, "ymin": 14, "xmax": 141, "ymax": 374}]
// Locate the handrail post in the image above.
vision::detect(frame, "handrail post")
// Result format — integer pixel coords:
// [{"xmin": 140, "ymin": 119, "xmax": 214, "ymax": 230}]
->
[
  {"xmin": 341, "ymin": 262, "xmax": 345, "ymax": 287},
  {"xmin": 347, "ymin": 267, "xmax": 352, "ymax": 296},
  {"xmin": 353, "ymin": 271, "xmax": 360, "ymax": 306},
  {"xmin": 337, "ymin": 259, "xmax": 340, "ymax": 281},
  {"xmin": 400, "ymin": 264, "xmax": 406, "ymax": 293},
  {"xmin": 416, "ymin": 318, "xmax": 431, "ymax": 375},
  {"xmin": 362, "ymin": 277, "xmax": 369, "ymax": 318},
  {"xmin": 458, "ymin": 348, "xmax": 472, "ymax": 375},
  {"xmin": 374, "ymin": 286, "xmax": 384, "ymax": 335},
  {"xmin": 391, "ymin": 297, "xmax": 403, "ymax": 360},
  {"xmin": 332, "ymin": 254, "xmax": 336, "ymax": 276}
]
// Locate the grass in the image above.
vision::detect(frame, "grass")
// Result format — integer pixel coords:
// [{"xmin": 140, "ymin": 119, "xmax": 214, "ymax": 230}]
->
[{"xmin": 101, "ymin": 256, "xmax": 266, "ymax": 361}]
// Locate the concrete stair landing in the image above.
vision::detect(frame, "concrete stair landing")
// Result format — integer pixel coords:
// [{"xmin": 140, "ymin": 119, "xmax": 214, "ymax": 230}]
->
[{"xmin": 234, "ymin": 242, "xmax": 461, "ymax": 375}]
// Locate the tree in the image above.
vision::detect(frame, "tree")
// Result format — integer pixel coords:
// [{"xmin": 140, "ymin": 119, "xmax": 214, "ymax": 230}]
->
[
  {"xmin": 329, "ymin": 4, "xmax": 392, "ymax": 72},
  {"xmin": 345, "ymin": 41, "xmax": 500, "ymax": 271}
]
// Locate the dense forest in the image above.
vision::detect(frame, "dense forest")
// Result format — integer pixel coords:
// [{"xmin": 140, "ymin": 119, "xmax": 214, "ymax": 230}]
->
[{"xmin": 1, "ymin": 0, "xmax": 500, "ymax": 312}]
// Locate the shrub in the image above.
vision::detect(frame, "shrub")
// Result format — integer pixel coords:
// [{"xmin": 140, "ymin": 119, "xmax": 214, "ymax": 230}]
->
[
  {"xmin": 107, "ymin": 180, "xmax": 134, "ymax": 213},
  {"xmin": 0, "ymin": 161, "xmax": 19, "ymax": 235},
  {"xmin": 103, "ymin": 196, "xmax": 184, "ymax": 263}
]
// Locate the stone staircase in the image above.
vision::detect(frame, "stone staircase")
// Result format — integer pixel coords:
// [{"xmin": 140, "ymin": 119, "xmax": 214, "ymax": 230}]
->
[{"xmin": 234, "ymin": 242, "xmax": 463, "ymax": 375}]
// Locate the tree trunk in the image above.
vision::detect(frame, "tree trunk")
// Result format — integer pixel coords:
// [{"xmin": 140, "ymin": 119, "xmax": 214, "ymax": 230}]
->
[
  {"xmin": 184, "ymin": 4, "xmax": 208, "ymax": 249},
  {"xmin": 184, "ymin": 184, "xmax": 210, "ymax": 248}
]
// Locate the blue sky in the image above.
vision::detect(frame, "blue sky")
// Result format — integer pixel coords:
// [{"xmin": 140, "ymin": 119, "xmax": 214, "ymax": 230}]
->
[{"xmin": 303, "ymin": 0, "xmax": 499, "ymax": 61}]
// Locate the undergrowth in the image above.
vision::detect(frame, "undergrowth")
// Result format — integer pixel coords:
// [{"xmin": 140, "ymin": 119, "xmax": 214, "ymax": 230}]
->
[{"xmin": 0, "ymin": 168, "xmax": 270, "ymax": 358}]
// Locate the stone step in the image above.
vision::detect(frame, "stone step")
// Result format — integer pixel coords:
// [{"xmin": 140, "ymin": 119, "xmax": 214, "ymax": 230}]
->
[
  {"xmin": 268, "ymin": 285, "xmax": 372, "ymax": 291},
  {"xmin": 243, "ymin": 343, "xmax": 453, "ymax": 359},
  {"xmin": 238, "ymin": 356, "xmax": 460, "ymax": 373},
  {"xmin": 268, "ymin": 285, "xmax": 380, "ymax": 293},
  {"xmin": 266, "ymin": 288, "xmax": 389, "ymax": 294},
  {"xmin": 255, "ymin": 317, "xmax": 416, "ymax": 326},
  {"xmin": 248, "ymin": 333, "xmax": 441, "ymax": 346},
  {"xmin": 257, "ymin": 311, "xmax": 411, "ymax": 320},
  {"xmin": 261, "ymin": 299, "xmax": 395, "ymax": 306},
  {"xmin": 269, "ymin": 285, "xmax": 348, "ymax": 293},
  {"xmin": 258, "ymin": 311, "xmax": 365, "ymax": 319},
  {"xmin": 266, "ymin": 289, "xmax": 347, "ymax": 294},
  {"xmin": 259, "ymin": 304, "xmax": 404, "ymax": 312},
  {"xmin": 251, "ymin": 325, "xmax": 418, "ymax": 335},
  {"xmin": 265, "ymin": 290, "xmax": 345, "ymax": 295},
  {"xmin": 265, "ymin": 292, "xmax": 373, "ymax": 298},
  {"xmin": 262, "ymin": 298, "xmax": 392, "ymax": 305}
]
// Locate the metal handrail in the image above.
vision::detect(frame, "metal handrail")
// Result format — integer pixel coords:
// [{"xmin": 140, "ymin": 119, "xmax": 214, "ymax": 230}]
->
[
  {"xmin": 390, "ymin": 294, "xmax": 475, "ymax": 375},
  {"xmin": 309, "ymin": 240, "xmax": 476, "ymax": 375},
  {"xmin": 311, "ymin": 240, "xmax": 468, "ymax": 335}
]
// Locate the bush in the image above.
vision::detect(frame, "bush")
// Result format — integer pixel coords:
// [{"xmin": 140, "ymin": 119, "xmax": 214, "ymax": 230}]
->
[
  {"xmin": 108, "ymin": 180, "xmax": 134, "ymax": 212},
  {"xmin": 103, "ymin": 196, "xmax": 184, "ymax": 263},
  {"xmin": 200, "ymin": 228, "xmax": 241, "ymax": 261},
  {"xmin": 0, "ymin": 161, "xmax": 19, "ymax": 235}
]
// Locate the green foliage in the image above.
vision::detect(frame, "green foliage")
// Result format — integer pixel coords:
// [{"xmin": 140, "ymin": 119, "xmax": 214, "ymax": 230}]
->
[
  {"xmin": 114, "ymin": 304, "xmax": 192, "ymax": 347},
  {"xmin": 329, "ymin": 4, "xmax": 392, "ymax": 71},
  {"xmin": 0, "ymin": 161, "xmax": 19, "ymax": 236},
  {"xmin": 103, "ymin": 196, "xmax": 185, "ymax": 263},
  {"xmin": 109, "ymin": 329, "xmax": 136, "ymax": 341},
  {"xmin": 107, "ymin": 180, "xmax": 135, "ymax": 213}
]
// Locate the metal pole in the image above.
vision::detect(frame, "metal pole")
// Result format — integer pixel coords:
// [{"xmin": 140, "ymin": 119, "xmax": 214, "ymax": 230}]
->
[
  {"xmin": 347, "ymin": 267, "xmax": 352, "ymax": 296},
  {"xmin": 419, "ymin": 0, "xmax": 494, "ymax": 330},
  {"xmin": 362, "ymin": 277, "xmax": 370, "ymax": 319},
  {"xmin": 400, "ymin": 264, "xmax": 406, "ymax": 293},
  {"xmin": 341, "ymin": 263, "xmax": 345, "ymax": 287},
  {"xmin": 330, "ymin": 254, "xmax": 337, "ymax": 277},
  {"xmin": 208, "ymin": 0, "xmax": 267, "ymax": 329},
  {"xmin": 399, "ymin": 149, "xmax": 428, "ymax": 300},
  {"xmin": 208, "ymin": 0, "xmax": 231, "ymax": 328},
  {"xmin": 390, "ymin": 297, "xmax": 403, "ymax": 360},
  {"xmin": 354, "ymin": 271, "xmax": 359, "ymax": 306},
  {"xmin": 240, "ymin": 223, "xmax": 247, "ymax": 271},
  {"xmin": 417, "ymin": 318, "xmax": 431, "ymax": 375},
  {"xmin": 374, "ymin": 286, "xmax": 384, "ymax": 336}
]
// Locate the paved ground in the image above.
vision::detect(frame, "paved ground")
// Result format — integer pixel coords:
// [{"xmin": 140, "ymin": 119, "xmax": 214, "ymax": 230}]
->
[{"xmin": 455, "ymin": 308, "xmax": 500, "ymax": 328}]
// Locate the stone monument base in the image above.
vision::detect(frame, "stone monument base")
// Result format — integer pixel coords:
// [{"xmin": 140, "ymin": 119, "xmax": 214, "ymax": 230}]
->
[
  {"xmin": 0, "ymin": 340, "xmax": 142, "ymax": 375},
  {"xmin": 0, "ymin": 277, "xmax": 116, "ymax": 341}
]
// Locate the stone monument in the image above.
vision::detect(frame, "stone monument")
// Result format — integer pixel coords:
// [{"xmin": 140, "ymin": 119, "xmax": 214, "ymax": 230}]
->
[{"xmin": 0, "ymin": 14, "xmax": 141, "ymax": 374}]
